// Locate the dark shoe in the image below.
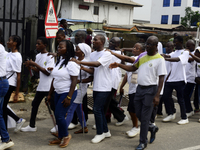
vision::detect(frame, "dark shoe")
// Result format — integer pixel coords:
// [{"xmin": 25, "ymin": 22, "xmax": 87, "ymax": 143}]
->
[
  {"xmin": 150, "ymin": 126, "xmax": 159, "ymax": 143},
  {"xmin": 74, "ymin": 127, "xmax": 88, "ymax": 134},
  {"xmin": 135, "ymin": 143, "xmax": 147, "ymax": 150}
]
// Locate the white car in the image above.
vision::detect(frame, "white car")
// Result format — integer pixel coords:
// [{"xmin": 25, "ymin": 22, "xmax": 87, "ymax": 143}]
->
[{"xmin": 68, "ymin": 29, "xmax": 109, "ymax": 48}]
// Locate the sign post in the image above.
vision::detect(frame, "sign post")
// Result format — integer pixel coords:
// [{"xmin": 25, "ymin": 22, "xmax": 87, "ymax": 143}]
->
[{"xmin": 45, "ymin": 0, "xmax": 58, "ymax": 38}]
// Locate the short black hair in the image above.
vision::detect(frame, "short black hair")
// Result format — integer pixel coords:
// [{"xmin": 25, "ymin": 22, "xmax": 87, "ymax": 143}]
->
[
  {"xmin": 10, "ymin": 35, "xmax": 21, "ymax": 50},
  {"xmin": 60, "ymin": 19, "xmax": 67, "ymax": 25},
  {"xmin": 0, "ymin": 36, "xmax": 5, "ymax": 46},
  {"xmin": 96, "ymin": 34, "xmax": 105, "ymax": 44},
  {"xmin": 56, "ymin": 30, "xmax": 65, "ymax": 36},
  {"xmin": 174, "ymin": 36, "xmax": 183, "ymax": 43},
  {"xmin": 37, "ymin": 37, "xmax": 49, "ymax": 46},
  {"xmin": 75, "ymin": 31, "xmax": 86, "ymax": 39}
]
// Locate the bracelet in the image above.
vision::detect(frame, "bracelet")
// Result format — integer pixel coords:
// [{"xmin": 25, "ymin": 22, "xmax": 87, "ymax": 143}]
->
[{"xmin": 67, "ymin": 96, "xmax": 72, "ymax": 100}]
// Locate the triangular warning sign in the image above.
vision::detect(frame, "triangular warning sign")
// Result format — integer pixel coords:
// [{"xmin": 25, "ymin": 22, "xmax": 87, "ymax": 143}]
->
[{"xmin": 45, "ymin": 0, "xmax": 58, "ymax": 26}]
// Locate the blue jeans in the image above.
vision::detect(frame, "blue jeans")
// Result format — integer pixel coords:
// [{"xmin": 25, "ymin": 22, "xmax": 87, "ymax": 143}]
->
[
  {"xmin": 66, "ymin": 102, "xmax": 86, "ymax": 128},
  {"xmin": 54, "ymin": 91, "xmax": 77, "ymax": 138},
  {"xmin": 93, "ymin": 91, "xmax": 111, "ymax": 135},
  {"xmin": 0, "ymin": 78, "xmax": 9, "ymax": 142}
]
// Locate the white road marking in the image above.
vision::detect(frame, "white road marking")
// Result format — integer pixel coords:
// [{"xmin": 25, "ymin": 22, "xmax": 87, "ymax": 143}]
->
[{"xmin": 179, "ymin": 145, "xmax": 200, "ymax": 150}]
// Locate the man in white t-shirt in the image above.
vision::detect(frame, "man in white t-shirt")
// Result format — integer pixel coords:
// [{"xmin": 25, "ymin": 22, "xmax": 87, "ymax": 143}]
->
[
  {"xmin": 183, "ymin": 40, "xmax": 196, "ymax": 117},
  {"xmin": 21, "ymin": 37, "xmax": 55, "ymax": 132},
  {"xmin": 109, "ymin": 36, "xmax": 167, "ymax": 150},
  {"xmin": 72, "ymin": 34, "xmax": 112, "ymax": 144},
  {"xmin": 162, "ymin": 36, "xmax": 189, "ymax": 125}
]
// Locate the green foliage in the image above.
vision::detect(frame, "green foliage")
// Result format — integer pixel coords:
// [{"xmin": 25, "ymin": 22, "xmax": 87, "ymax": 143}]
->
[{"xmin": 181, "ymin": 7, "xmax": 200, "ymax": 28}]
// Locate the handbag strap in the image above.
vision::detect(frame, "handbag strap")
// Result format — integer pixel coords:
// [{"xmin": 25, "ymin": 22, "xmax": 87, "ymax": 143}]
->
[{"xmin": 7, "ymin": 72, "xmax": 15, "ymax": 79}]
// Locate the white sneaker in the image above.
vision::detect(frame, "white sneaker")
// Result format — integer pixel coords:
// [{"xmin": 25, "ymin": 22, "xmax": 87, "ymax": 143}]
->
[
  {"xmin": 50, "ymin": 125, "xmax": 58, "ymax": 133},
  {"xmin": 127, "ymin": 127, "xmax": 140, "ymax": 138},
  {"xmin": 177, "ymin": 118, "xmax": 189, "ymax": 125},
  {"xmin": 68, "ymin": 123, "xmax": 78, "ymax": 130},
  {"xmin": 92, "ymin": 124, "xmax": 96, "ymax": 130},
  {"xmin": 14, "ymin": 118, "xmax": 26, "ymax": 132},
  {"xmin": 186, "ymin": 111, "xmax": 194, "ymax": 118},
  {"xmin": 0, "ymin": 139, "xmax": 14, "ymax": 150},
  {"xmin": 91, "ymin": 134, "xmax": 105, "ymax": 143},
  {"xmin": 104, "ymin": 130, "xmax": 111, "ymax": 138},
  {"xmin": 162, "ymin": 114, "xmax": 176, "ymax": 122},
  {"xmin": 115, "ymin": 115, "xmax": 129, "ymax": 126},
  {"xmin": 20, "ymin": 125, "xmax": 37, "ymax": 132}
]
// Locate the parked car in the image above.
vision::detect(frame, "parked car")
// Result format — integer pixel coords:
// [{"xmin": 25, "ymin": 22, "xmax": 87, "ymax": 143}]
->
[{"xmin": 68, "ymin": 29, "xmax": 109, "ymax": 48}]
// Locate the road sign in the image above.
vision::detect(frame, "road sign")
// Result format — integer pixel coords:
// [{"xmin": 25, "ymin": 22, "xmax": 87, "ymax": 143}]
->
[{"xmin": 45, "ymin": 0, "xmax": 58, "ymax": 38}]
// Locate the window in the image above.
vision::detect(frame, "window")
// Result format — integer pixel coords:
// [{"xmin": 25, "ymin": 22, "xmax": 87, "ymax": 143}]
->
[
  {"xmin": 172, "ymin": 15, "xmax": 180, "ymax": 24},
  {"xmin": 163, "ymin": 0, "xmax": 170, "ymax": 7},
  {"xmin": 174, "ymin": 0, "xmax": 181, "ymax": 6},
  {"xmin": 193, "ymin": 0, "xmax": 200, "ymax": 7},
  {"xmin": 161, "ymin": 15, "xmax": 168, "ymax": 24},
  {"xmin": 93, "ymin": 6, "xmax": 99, "ymax": 15}
]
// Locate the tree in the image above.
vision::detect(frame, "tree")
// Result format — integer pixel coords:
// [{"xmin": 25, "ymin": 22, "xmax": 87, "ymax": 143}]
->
[{"xmin": 181, "ymin": 7, "xmax": 200, "ymax": 28}]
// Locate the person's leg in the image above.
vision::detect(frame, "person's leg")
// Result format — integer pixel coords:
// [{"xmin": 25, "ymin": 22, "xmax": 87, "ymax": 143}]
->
[
  {"xmin": 65, "ymin": 102, "xmax": 78, "ymax": 128},
  {"xmin": 3, "ymin": 86, "xmax": 15, "ymax": 128},
  {"xmin": 71, "ymin": 112, "xmax": 78, "ymax": 125},
  {"xmin": 157, "ymin": 96, "xmax": 164, "ymax": 115},
  {"xmin": 184, "ymin": 83, "xmax": 195, "ymax": 113},
  {"xmin": 30, "ymin": 91, "xmax": 48, "ymax": 127},
  {"xmin": 128, "ymin": 93, "xmax": 138, "ymax": 127},
  {"xmin": 193, "ymin": 85, "xmax": 199, "ymax": 111},
  {"xmin": 163, "ymin": 82, "xmax": 174, "ymax": 115},
  {"xmin": 76, "ymin": 104, "xmax": 86, "ymax": 128},
  {"xmin": 82, "ymin": 94, "xmax": 88, "ymax": 121},
  {"xmin": 7, "ymin": 107, "xmax": 20, "ymax": 122}
]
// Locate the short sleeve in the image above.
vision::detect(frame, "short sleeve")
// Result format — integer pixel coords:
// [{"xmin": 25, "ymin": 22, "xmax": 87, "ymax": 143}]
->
[
  {"xmin": 97, "ymin": 51, "xmax": 112, "ymax": 66},
  {"xmin": 67, "ymin": 61, "xmax": 80, "ymax": 76},
  {"xmin": 45, "ymin": 56, "xmax": 55, "ymax": 73},
  {"xmin": 157, "ymin": 58, "xmax": 167, "ymax": 76},
  {"xmin": 178, "ymin": 51, "xmax": 189, "ymax": 65}
]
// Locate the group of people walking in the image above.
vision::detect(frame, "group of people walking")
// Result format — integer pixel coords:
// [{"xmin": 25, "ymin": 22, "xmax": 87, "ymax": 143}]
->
[{"xmin": 0, "ymin": 28, "xmax": 200, "ymax": 150}]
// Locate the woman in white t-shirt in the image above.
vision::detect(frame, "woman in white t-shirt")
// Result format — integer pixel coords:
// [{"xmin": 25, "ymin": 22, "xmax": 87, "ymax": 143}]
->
[
  {"xmin": 3, "ymin": 35, "xmax": 25, "ymax": 132},
  {"xmin": 47, "ymin": 40, "xmax": 80, "ymax": 148}
]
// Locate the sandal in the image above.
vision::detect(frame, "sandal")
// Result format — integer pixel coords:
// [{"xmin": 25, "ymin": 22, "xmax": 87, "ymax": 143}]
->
[
  {"xmin": 74, "ymin": 127, "xmax": 88, "ymax": 134},
  {"xmin": 51, "ymin": 132, "xmax": 58, "ymax": 138},
  {"xmin": 59, "ymin": 134, "xmax": 72, "ymax": 148},
  {"xmin": 49, "ymin": 138, "xmax": 61, "ymax": 145}
]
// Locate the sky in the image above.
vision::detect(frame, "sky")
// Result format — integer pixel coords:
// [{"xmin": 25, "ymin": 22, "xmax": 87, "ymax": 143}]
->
[{"xmin": 132, "ymin": 0, "xmax": 152, "ymax": 21}]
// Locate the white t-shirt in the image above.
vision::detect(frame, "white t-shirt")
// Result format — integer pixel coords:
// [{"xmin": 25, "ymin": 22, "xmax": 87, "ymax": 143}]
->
[
  {"xmin": 6, "ymin": 52, "xmax": 22, "ymax": 87},
  {"xmin": 157, "ymin": 42, "xmax": 163, "ymax": 54},
  {"xmin": 74, "ymin": 58, "xmax": 90, "ymax": 104},
  {"xmin": 185, "ymin": 51, "xmax": 196, "ymax": 84},
  {"xmin": 52, "ymin": 59, "xmax": 80, "ymax": 94},
  {"xmin": 35, "ymin": 53, "xmax": 55, "ymax": 91},
  {"xmin": 197, "ymin": 62, "xmax": 200, "ymax": 77},
  {"xmin": 111, "ymin": 50, "xmax": 122, "ymax": 90},
  {"xmin": 90, "ymin": 49, "xmax": 112, "ymax": 92},
  {"xmin": 0, "ymin": 44, "xmax": 7, "ymax": 77},
  {"xmin": 167, "ymin": 49, "xmax": 189, "ymax": 83},
  {"xmin": 134, "ymin": 52, "xmax": 167, "ymax": 86},
  {"xmin": 126, "ymin": 56, "xmax": 138, "ymax": 94}
]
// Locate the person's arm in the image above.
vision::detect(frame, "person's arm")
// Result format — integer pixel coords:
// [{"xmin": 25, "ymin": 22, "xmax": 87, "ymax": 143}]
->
[
  {"xmin": 153, "ymin": 75, "xmax": 165, "ymax": 106},
  {"xmin": 62, "ymin": 76, "xmax": 78, "ymax": 108},
  {"xmin": 119, "ymin": 73, "xmax": 127, "ymax": 95},
  {"xmin": 190, "ymin": 52, "xmax": 200, "ymax": 63},
  {"xmin": 121, "ymin": 48, "xmax": 134, "ymax": 52},
  {"xmin": 78, "ymin": 76, "xmax": 93, "ymax": 83},
  {"xmin": 13, "ymin": 72, "xmax": 21, "ymax": 102},
  {"xmin": 81, "ymin": 66, "xmax": 94, "ymax": 74},
  {"xmin": 165, "ymin": 57, "xmax": 180, "ymax": 62},
  {"xmin": 161, "ymin": 54, "xmax": 171, "ymax": 58},
  {"xmin": 107, "ymin": 49, "xmax": 135, "ymax": 63},
  {"xmin": 71, "ymin": 58, "xmax": 101, "ymax": 67},
  {"xmin": 109, "ymin": 62, "xmax": 138, "ymax": 72}
]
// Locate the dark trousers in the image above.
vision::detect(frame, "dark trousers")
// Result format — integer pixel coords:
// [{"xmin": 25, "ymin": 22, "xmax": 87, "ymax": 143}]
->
[
  {"xmin": 184, "ymin": 82, "xmax": 195, "ymax": 113},
  {"xmin": 134, "ymin": 85, "xmax": 157, "ymax": 144},
  {"xmin": 104, "ymin": 88, "xmax": 125, "ymax": 122},
  {"xmin": 30, "ymin": 91, "xmax": 48, "ymax": 127},
  {"xmin": 3, "ymin": 85, "xmax": 20, "ymax": 129},
  {"xmin": 71, "ymin": 93, "xmax": 88, "ymax": 124},
  {"xmin": 163, "ymin": 81, "xmax": 187, "ymax": 119},
  {"xmin": 193, "ymin": 85, "xmax": 199, "ymax": 110}
]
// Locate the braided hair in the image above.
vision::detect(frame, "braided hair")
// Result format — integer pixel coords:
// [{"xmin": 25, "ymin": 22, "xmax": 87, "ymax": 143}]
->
[
  {"xmin": 56, "ymin": 40, "xmax": 75, "ymax": 69},
  {"xmin": 10, "ymin": 35, "xmax": 21, "ymax": 50}
]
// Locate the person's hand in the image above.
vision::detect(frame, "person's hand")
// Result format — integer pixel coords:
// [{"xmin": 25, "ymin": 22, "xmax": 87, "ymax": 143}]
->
[
  {"xmin": 47, "ymin": 67, "xmax": 54, "ymax": 71},
  {"xmin": 80, "ymin": 65, "xmax": 85, "ymax": 70},
  {"xmin": 62, "ymin": 97, "xmax": 71, "ymax": 108},
  {"xmin": 24, "ymin": 59, "xmax": 34, "ymax": 67},
  {"xmin": 48, "ymin": 52, "xmax": 57, "ymax": 58},
  {"xmin": 105, "ymin": 49, "xmax": 112, "ymax": 53},
  {"xmin": 109, "ymin": 62, "xmax": 118, "ymax": 69},
  {"xmin": 120, "ymin": 88, "xmax": 124, "ymax": 95},
  {"xmin": 45, "ymin": 95, "xmax": 51, "ymax": 105},
  {"xmin": 153, "ymin": 95, "xmax": 160, "ymax": 106},
  {"xmin": 71, "ymin": 58, "xmax": 81, "ymax": 65},
  {"xmin": 13, "ymin": 94, "xmax": 18, "ymax": 103}
]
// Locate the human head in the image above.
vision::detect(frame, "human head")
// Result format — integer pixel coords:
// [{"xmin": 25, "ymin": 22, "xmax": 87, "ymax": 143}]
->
[
  {"xmin": 0, "ymin": 36, "xmax": 5, "ymax": 46},
  {"xmin": 60, "ymin": 19, "xmax": 68, "ymax": 28},
  {"xmin": 36, "ymin": 37, "xmax": 49, "ymax": 52},
  {"xmin": 165, "ymin": 42, "xmax": 174, "ymax": 54},
  {"xmin": 75, "ymin": 31, "xmax": 86, "ymax": 44},
  {"xmin": 174, "ymin": 33, "xmax": 178, "ymax": 38},
  {"xmin": 132, "ymin": 43, "xmax": 145, "ymax": 56},
  {"xmin": 93, "ymin": 34, "xmax": 105, "ymax": 51},
  {"xmin": 186, "ymin": 39, "xmax": 195, "ymax": 52},
  {"xmin": 173, "ymin": 36, "xmax": 183, "ymax": 50},
  {"xmin": 7, "ymin": 35, "xmax": 21, "ymax": 50},
  {"xmin": 86, "ymin": 28, "xmax": 93, "ymax": 34},
  {"xmin": 56, "ymin": 30, "xmax": 66, "ymax": 44},
  {"xmin": 195, "ymin": 47, "xmax": 200, "ymax": 58},
  {"xmin": 109, "ymin": 37, "xmax": 121, "ymax": 50},
  {"xmin": 145, "ymin": 36, "xmax": 158, "ymax": 55},
  {"xmin": 76, "ymin": 43, "xmax": 91, "ymax": 60}
]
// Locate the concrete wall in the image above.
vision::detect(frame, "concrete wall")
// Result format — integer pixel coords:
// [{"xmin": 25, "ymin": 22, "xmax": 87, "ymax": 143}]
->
[
  {"xmin": 61, "ymin": 0, "xmax": 134, "ymax": 25},
  {"xmin": 150, "ymin": 0, "xmax": 200, "ymax": 24}
]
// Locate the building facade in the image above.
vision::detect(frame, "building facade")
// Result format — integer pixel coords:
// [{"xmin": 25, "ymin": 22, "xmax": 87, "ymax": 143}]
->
[{"xmin": 150, "ymin": 0, "xmax": 200, "ymax": 25}]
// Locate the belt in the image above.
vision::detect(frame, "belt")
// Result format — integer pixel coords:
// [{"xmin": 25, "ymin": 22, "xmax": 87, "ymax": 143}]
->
[
  {"xmin": 139, "ymin": 85, "xmax": 157, "ymax": 89},
  {"xmin": 0, "ymin": 76, "xmax": 6, "ymax": 80}
]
